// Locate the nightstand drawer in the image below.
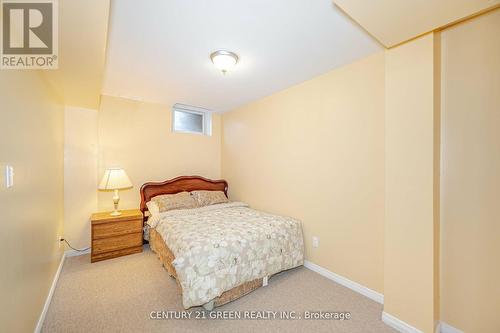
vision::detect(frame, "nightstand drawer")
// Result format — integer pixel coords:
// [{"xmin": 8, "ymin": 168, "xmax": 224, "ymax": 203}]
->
[
  {"xmin": 92, "ymin": 219, "xmax": 142, "ymax": 239},
  {"xmin": 91, "ymin": 246, "xmax": 142, "ymax": 263},
  {"xmin": 92, "ymin": 233, "xmax": 142, "ymax": 255}
]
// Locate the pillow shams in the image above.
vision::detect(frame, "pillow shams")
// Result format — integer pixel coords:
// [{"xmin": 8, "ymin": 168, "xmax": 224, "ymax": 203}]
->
[
  {"xmin": 191, "ymin": 190, "xmax": 229, "ymax": 207},
  {"xmin": 151, "ymin": 191, "xmax": 198, "ymax": 212}
]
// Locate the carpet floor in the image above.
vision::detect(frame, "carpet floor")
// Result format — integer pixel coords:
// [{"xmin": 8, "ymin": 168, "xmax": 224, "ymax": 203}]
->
[{"xmin": 42, "ymin": 248, "xmax": 396, "ymax": 333}]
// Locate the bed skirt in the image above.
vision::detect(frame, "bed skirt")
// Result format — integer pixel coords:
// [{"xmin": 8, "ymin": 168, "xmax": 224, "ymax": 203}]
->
[{"xmin": 149, "ymin": 228, "xmax": 263, "ymax": 308}]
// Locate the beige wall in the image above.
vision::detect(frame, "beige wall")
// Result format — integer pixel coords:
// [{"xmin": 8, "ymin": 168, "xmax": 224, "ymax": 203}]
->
[
  {"xmin": 440, "ymin": 10, "xmax": 500, "ymax": 332},
  {"xmin": 61, "ymin": 96, "xmax": 222, "ymax": 249},
  {"xmin": 384, "ymin": 33, "xmax": 440, "ymax": 333},
  {"xmin": 97, "ymin": 95, "xmax": 222, "ymax": 212},
  {"xmin": 222, "ymin": 53, "xmax": 386, "ymax": 293},
  {"xmin": 43, "ymin": 0, "xmax": 110, "ymax": 109},
  {"xmin": 0, "ymin": 72, "xmax": 64, "ymax": 332},
  {"xmin": 64, "ymin": 107, "xmax": 98, "ymax": 249}
]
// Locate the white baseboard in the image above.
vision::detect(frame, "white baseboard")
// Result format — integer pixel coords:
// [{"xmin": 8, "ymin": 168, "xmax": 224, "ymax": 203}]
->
[
  {"xmin": 65, "ymin": 248, "xmax": 90, "ymax": 257},
  {"xmin": 382, "ymin": 312, "xmax": 458, "ymax": 333},
  {"xmin": 303, "ymin": 260, "xmax": 384, "ymax": 304},
  {"xmin": 381, "ymin": 312, "xmax": 464, "ymax": 333},
  {"xmin": 439, "ymin": 321, "xmax": 464, "ymax": 333},
  {"xmin": 382, "ymin": 312, "xmax": 424, "ymax": 333},
  {"xmin": 34, "ymin": 252, "xmax": 66, "ymax": 333}
]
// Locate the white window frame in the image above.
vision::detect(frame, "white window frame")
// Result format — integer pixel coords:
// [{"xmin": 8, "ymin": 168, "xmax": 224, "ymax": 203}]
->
[{"xmin": 172, "ymin": 103, "xmax": 212, "ymax": 136}]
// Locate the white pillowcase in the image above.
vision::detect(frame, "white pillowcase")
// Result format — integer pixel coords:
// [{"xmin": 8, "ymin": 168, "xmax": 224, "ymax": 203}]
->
[{"xmin": 146, "ymin": 200, "xmax": 160, "ymax": 216}]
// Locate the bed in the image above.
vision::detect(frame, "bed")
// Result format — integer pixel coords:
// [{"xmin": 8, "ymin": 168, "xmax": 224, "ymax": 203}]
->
[{"xmin": 140, "ymin": 176, "xmax": 304, "ymax": 310}]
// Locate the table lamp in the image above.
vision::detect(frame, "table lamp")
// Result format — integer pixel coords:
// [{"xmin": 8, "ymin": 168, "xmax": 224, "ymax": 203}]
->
[{"xmin": 98, "ymin": 168, "xmax": 133, "ymax": 216}]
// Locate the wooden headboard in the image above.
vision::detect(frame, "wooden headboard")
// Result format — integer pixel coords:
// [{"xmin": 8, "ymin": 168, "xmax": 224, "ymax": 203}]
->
[{"xmin": 139, "ymin": 175, "xmax": 228, "ymax": 214}]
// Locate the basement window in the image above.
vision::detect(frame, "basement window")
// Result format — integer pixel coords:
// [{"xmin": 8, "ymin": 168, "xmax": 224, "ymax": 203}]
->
[{"xmin": 172, "ymin": 104, "xmax": 212, "ymax": 136}]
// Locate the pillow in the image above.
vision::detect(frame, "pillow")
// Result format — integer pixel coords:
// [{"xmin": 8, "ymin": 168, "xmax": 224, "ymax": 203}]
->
[
  {"xmin": 151, "ymin": 191, "xmax": 198, "ymax": 212},
  {"xmin": 191, "ymin": 190, "xmax": 229, "ymax": 207},
  {"xmin": 146, "ymin": 201, "xmax": 160, "ymax": 215}
]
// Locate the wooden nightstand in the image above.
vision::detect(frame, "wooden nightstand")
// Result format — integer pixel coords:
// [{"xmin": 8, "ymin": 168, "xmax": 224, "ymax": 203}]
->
[{"xmin": 90, "ymin": 209, "xmax": 143, "ymax": 263}]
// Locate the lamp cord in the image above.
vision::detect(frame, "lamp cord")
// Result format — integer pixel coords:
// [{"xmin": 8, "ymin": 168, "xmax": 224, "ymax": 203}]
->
[{"xmin": 60, "ymin": 238, "xmax": 90, "ymax": 252}]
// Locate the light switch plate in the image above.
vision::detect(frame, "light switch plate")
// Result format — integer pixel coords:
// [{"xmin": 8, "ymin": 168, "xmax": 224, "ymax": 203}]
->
[{"xmin": 5, "ymin": 165, "xmax": 14, "ymax": 188}]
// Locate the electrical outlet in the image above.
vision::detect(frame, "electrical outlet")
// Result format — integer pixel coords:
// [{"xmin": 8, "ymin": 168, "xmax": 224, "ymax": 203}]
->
[{"xmin": 312, "ymin": 236, "xmax": 319, "ymax": 248}]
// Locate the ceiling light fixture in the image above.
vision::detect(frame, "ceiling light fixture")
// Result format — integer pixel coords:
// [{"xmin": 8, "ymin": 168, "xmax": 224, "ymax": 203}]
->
[{"xmin": 210, "ymin": 50, "xmax": 239, "ymax": 74}]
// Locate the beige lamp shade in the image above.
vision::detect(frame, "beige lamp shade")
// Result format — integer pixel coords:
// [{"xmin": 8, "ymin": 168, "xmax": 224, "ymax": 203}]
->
[{"xmin": 98, "ymin": 168, "xmax": 132, "ymax": 190}]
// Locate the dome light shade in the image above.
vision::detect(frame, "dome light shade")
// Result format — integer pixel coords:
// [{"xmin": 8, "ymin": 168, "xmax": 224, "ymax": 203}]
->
[{"xmin": 210, "ymin": 50, "xmax": 238, "ymax": 73}]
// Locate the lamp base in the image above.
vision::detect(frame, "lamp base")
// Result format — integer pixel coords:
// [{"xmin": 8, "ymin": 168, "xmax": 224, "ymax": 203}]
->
[{"xmin": 110, "ymin": 189, "xmax": 121, "ymax": 216}]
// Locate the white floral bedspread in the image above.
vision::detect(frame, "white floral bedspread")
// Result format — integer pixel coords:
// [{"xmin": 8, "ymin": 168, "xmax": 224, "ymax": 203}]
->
[{"xmin": 148, "ymin": 202, "xmax": 304, "ymax": 308}]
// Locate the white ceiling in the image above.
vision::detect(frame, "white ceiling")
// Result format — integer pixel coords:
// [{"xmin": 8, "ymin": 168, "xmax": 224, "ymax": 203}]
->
[{"xmin": 102, "ymin": 0, "xmax": 382, "ymax": 112}]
